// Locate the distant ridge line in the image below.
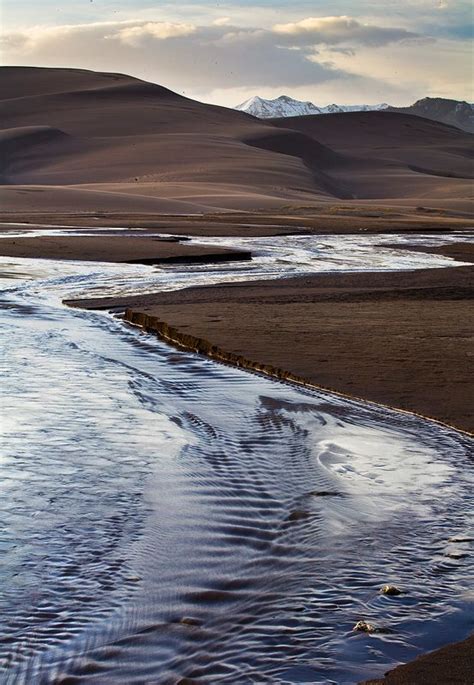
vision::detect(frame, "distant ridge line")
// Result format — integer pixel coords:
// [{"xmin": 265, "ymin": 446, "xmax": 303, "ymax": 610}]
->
[{"xmin": 236, "ymin": 94, "xmax": 474, "ymax": 133}]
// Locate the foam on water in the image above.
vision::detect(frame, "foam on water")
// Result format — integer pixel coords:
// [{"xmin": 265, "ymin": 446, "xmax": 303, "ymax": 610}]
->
[{"xmin": 0, "ymin": 235, "xmax": 473, "ymax": 684}]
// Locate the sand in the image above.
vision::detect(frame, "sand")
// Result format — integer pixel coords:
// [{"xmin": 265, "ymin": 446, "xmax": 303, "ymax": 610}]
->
[
  {"xmin": 360, "ymin": 633, "xmax": 474, "ymax": 684},
  {"xmin": 2, "ymin": 66, "xmax": 473, "ymax": 681},
  {"xmin": 1, "ymin": 204, "xmax": 473, "ymax": 238},
  {"xmin": 271, "ymin": 110, "xmax": 474, "ymax": 209},
  {"xmin": 0, "ymin": 234, "xmax": 250, "ymax": 264},
  {"xmin": 68, "ymin": 255, "xmax": 474, "ymax": 433},
  {"xmin": 1, "ymin": 66, "xmax": 472, "ymax": 214}
]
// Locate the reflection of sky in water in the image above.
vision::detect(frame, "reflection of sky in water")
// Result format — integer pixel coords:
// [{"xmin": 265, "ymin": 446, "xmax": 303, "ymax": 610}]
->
[{"xmin": 0, "ymin": 236, "xmax": 473, "ymax": 684}]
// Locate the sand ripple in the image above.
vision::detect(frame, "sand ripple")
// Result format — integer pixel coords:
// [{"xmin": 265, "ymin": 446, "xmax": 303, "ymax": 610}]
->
[{"xmin": 0, "ymin": 257, "xmax": 472, "ymax": 684}]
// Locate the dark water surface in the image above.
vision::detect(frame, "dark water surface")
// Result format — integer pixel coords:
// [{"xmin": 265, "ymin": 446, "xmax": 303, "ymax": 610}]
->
[{"xmin": 0, "ymin": 245, "xmax": 473, "ymax": 684}]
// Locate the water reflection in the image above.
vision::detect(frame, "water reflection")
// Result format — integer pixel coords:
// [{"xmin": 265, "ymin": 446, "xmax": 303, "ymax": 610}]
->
[{"xmin": 0, "ymin": 245, "xmax": 472, "ymax": 684}]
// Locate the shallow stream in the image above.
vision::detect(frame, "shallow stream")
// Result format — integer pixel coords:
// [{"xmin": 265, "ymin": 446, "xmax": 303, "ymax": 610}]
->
[{"xmin": 0, "ymin": 232, "xmax": 472, "ymax": 684}]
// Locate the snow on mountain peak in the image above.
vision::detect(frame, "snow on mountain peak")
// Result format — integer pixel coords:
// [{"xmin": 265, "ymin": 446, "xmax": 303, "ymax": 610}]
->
[
  {"xmin": 236, "ymin": 94, "xmax": 322, "ymax": 118},
  {"xmin": 235, "ymin": 94, "xmax": 389, "ymax": 118}
]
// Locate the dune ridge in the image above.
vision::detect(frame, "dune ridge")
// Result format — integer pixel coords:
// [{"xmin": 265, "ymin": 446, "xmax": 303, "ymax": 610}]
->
[{"xmin": 1, "ymin": 66, "xmax": 472, "ymax": 213}]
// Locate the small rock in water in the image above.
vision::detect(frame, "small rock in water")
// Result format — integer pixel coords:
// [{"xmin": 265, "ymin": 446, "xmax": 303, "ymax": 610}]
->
[
  {"xmin": 125, "ymin": 574, "xmax": 142, "ymax": 583},
  {"xmin": 353, "ymin": 620, "xmax": 376, "ymax": 633},
  {"xmin": 448, "ymin": 536, "xmax": 473, "ymax": 543},
  {"xmin": 445, "ymin": 551, "xmax": 468, "ymax": 559},
  {"xmin": 287, "ymin": 510, "xmax": 310, "ymax": 522},
  {"xmin": 179, "ymin": 616, "xmax": 202, "ymax": 626},
  {"xmin": 380, "ymin": 584, "xmax": 402, "ymax": 596}
]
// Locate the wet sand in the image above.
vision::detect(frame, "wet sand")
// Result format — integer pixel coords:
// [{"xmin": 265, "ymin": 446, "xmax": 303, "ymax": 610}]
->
[
  {"xmin": 3, "ymin": 251, "xmax": 473, "ymax": 684},
  {"xmin": 0, "ymin": 234, "xmax": 251, "ymax": 264},
  {"xmin": 69, "ymin": 252, "xmax": 474, "ymax": 433},
  {"xmin": 384, "ymin": 242, "xmax": 474, "ymax": 263},
  {"xmin": 2, "ymin": 65, "xmax": 473, "ymax": 682},
  {"xmin": 3, "ymin": 234, "xmax": 473, "ymax": 681},
  {"xmin": 64, "ymin": 240, "xmax": 473, "ymax": 680},
  {"xmin": 361, "ymin": 633, "xmax": 474, "ymax": 684},
  {"xmin": 1, "ymin": 204, "xmax": 472, "ymax": 238}
]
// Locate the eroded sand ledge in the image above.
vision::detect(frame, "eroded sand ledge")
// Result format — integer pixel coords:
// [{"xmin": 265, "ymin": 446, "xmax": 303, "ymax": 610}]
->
[
  {"xmin": 118, "ymin": 298, "xmax": 472, "ymax": 436},
  {"xmin": 68, "ymin": 250, "xmax": 474, "ymax": 434},
  {"xmin": 96, "ymin": 263, "xmax": 474, "ymax": 681}
]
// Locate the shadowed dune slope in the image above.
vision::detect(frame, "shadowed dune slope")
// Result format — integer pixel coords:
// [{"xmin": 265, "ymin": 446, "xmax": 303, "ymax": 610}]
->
[
  {"xmin": 1, "ymin": 67, "xmax": 472, "ymax": 212},
  {"xmin": 0, "ymin": 67, "xmax": 343, "ymax": 210},
  {"xmin": 0, "ymin": 67, "xmax": 139, "ymax": 100},
  {"xmin": 271, "ymin": 111, "xmax": 474, "ymax": 204}
]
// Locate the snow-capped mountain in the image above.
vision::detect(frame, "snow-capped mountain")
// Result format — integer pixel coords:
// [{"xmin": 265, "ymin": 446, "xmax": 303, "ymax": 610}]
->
[
  {"xmin": 236, "ymin": 95, "xmax": 322, "ymax": 118},
  {"xmin": 236, "ymin": 95, "xmax": 389, "ymax": 118},
  {"xmin": 320, "ymin": 103, "xmax": 389, "ymax": 114},
  {"xmin": 236, "ymin": 94, "xmax": 474, "ymax": 132}
]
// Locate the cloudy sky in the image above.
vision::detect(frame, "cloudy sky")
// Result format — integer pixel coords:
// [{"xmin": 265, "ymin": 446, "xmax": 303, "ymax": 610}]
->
[{"xmin": 1, "ymin": 0, "xmax": 472, "ymax": 107}]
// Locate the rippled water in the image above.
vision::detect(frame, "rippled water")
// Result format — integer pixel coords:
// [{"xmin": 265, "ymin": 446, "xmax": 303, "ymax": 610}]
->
[
  {"xmin": 2, "ymin": 229, "xmax": 472, "ymax": 302},
  {"xmin": 1, "ymin": 235, "xmax": 473, "ymax": 684}
]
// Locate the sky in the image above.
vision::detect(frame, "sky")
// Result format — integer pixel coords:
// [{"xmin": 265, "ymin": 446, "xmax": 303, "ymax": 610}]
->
[{"xmin": 1, "ymin": 0, "xmax": 472, "ymax": 107}]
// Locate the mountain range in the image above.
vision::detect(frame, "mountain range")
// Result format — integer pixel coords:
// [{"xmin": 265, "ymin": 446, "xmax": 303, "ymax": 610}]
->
[
  {"xmin": 236, "ymin": 95, "xmax": 389, "ymax": 118},
  {"xmin": 389, "ymin": 98, "xmax": 474, "ymax": 134},
  {"xmin": 236, "ymin": 95, "xmax": 474, "ymax": 133}
]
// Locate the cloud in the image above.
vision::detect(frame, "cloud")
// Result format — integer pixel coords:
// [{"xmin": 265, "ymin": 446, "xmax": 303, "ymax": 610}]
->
[
  {"xmin": 111, "ymin": 22, "xmax": 196, "ymax": 46},
  {"xmin": 312, "ymin": 36, "xmax": 473, "ymax": 104},
  {"xmin": 327, "ymin": 47, "xmax": 357, "ymax": 56},
  {"xmin": 273, "ymin": 15, "xmax": 419, "ymax": 46},
  {"xmin": 0, "ymin": 19, "xmax": 347, "ymax": 90},
  {"xmin": 0, "ymin": 20, "xmax": 136, "ymax": 52},
  {"xmin": 0, "ymin": 19, "xmax": 197, "ymax": 52},
  {"xmin": 3, "ymin": 12, "xmax": 469, "ymax": 106},
  {"xmin": 213, "ymin": 17, "xmax": 231, "ymax": 26}
]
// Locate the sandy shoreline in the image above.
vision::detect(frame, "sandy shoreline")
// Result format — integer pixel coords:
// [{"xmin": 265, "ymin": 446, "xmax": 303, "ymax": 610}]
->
[
  {"xmin": 360, "ymin": 633, "xmax": 474, "ymax": 684},
  {"xmin": 1, "ymin": 205, "xmax": 472, "ymax": 237},
  {"xmin": 0, "ymin": 233, "xmax": 252, "ymax": 264},
  {"xmin": 2, "ymin": 227, "xmax": 473, "ymax": 680},
  {"xmin": 67, "ymin": 244, "xmax": 474, "ymax": 433},
  {"xmin": 65, "ymin": 237, "xmax": 473, "ymax": 679}
]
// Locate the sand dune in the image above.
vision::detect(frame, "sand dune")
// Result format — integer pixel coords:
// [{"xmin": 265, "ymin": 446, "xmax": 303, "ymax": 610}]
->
[
  {"xmin": 271, "ymin": 111, "xmax": 473, "ymax": 204},
  {"xmin": 1, "ymin": 67, "xmax": 472, "ymax": 212}
]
